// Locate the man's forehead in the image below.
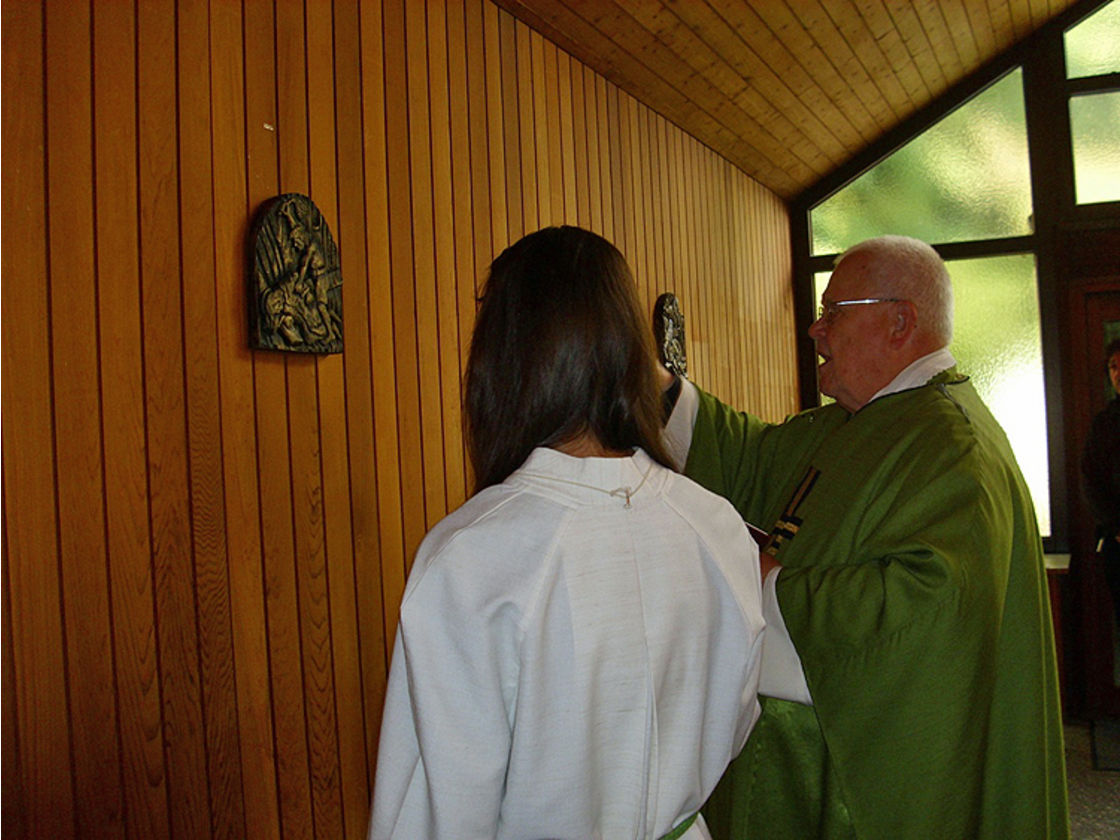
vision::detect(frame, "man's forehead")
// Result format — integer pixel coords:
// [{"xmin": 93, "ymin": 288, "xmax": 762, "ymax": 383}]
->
[{"xmin": 825, "ymin": 257, "xmax": 874, "ymax": 296}]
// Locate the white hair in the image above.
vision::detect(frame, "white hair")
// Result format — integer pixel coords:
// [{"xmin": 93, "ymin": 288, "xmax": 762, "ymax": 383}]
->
[{"xmin": 835, "ymin": 235, "xmax": 954, "ymax": 344}]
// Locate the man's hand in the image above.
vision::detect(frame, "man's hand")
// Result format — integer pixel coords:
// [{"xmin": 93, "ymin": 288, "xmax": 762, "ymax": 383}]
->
[{"xmin": 760, "ymin": 551, "xmax": 781, "ymax": 579}]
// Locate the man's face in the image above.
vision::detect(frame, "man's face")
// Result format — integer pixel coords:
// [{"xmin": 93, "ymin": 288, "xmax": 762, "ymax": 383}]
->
[
  {"xmin": 1109, "ymin": 351, "xmax": 1120, "ymax": 396},
  {"xmin": 808, "ymin": 254, "xmax": 898, "ymax": 413}
]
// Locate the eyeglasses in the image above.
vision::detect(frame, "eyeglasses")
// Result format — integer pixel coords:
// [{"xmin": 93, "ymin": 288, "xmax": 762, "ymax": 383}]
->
[{"xmin": 816, "ymin": 298, "xmax": 903, "ymax": 323}]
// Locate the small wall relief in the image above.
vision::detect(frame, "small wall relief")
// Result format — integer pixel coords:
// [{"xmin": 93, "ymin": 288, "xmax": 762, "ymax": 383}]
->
[
  {"xmin": 653, "ymin": 292, "xmax": 687, "ymax": 377},
  {"xmin": 250, "ymin": 193, "xmax": 343, "ymax": 354}
]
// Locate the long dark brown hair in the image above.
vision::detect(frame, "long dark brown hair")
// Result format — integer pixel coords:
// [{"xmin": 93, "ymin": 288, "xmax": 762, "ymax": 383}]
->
[{"xmin": 465, "ymin": 226, "xmax": 674, "ymax": 491}]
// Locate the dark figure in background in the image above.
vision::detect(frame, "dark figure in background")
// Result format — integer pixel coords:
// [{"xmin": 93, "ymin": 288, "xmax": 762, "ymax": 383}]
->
[{"xmin": 1082, "ymin": 337, "xmax": 1120, "ymax": 628}]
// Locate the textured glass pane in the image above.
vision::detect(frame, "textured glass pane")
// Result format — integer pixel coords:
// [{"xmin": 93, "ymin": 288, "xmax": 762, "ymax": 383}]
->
[
  {"xmin": 811, "ymin": 71, "xmax": 1032, "ymax": 255},
  {"xmin": 949, "ymin": 255, "xmax": 1050, "ymax": 536},
  {"xmin": 811, "ymin": 258, "xmax": 1050, "ymax": 536},
  {"xmin": 1070, "ymin": 91, "xmax": 1120, "ymax": 204},
  {"xmin": 1064, "ymin": 0, "xmax": 1120, "ymax": 78}
]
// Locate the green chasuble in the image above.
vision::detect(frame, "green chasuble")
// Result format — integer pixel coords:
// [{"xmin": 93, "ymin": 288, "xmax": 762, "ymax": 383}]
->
[{"xmin": 689, "ymin": 371, "xmax": 1068, "ymax": 840}]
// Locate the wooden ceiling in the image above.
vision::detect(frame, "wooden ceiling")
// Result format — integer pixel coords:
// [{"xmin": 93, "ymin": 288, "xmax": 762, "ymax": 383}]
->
[{"xmin": 494, "ymin": 0, "xmax": 1086, "ymax": 200}]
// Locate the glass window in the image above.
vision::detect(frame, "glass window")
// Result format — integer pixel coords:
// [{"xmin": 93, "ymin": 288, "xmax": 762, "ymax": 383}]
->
[
  {"xmin": 1064, "ymin": 0, "xmax": 1120, "ymax": 78},
  {"xmin": 810, "ymin": 70, "xmax": 1032, "ymax": 255},
  {"xmin": 948, "ymin": 255, "xmax": 1050, "ymax": 536},
  {"xmin": 811, "ymin": 256, "xmax": 1050, "ymax": 537},
  {"xmin": 1069, "ymin": 91, "xmax": 1120, "ymax": 204}
]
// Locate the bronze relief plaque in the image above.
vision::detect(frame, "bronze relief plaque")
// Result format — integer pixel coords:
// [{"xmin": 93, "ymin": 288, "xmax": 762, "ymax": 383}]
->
[{"xmin": 250, "ymin": 193, "xmax": 342, "ymax": 354}]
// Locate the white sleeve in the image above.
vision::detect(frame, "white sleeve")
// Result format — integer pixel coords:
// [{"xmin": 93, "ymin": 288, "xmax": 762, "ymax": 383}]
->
[
  {"xmin": 758, "ymin": 568, "xmax": 813, "ymax": 705},
  {"xmin": 664, "ymin": 377, "xmax": 700, "ymax": 471},
  {"xmin": 663, "ymin": 378, "xmax": 812, "ymax": 704},
  {"xmin": 369, "ymin": 564, "xmax": 514, "ymax": 838}
]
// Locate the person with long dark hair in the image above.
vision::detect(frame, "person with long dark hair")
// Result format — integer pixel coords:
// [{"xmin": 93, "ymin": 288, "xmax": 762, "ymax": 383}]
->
[{"xmin": 369, "ymin": 226, "xmax": 765, "ymax": 840}]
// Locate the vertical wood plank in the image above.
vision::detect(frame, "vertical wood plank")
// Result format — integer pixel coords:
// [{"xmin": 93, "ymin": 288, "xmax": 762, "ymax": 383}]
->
[
  {"xmin": 269, "ymin": 2, "xmax": 317, "ymax": 836},
  {"xmin": 383, "ymin": 0, "xmax": 428, "ymax": 562},
  {"xmin": 304, "ymin": 0, "xmax": 348, "ymax": 834},
  {"xmin": 448, "ymin": 0, "xmax": 481, "ymax": 496},
  {"xmin": 405, "ymin": 0, "xmax": 450, "ymax": 533},
  {"xmin": 176, "ymin": 2, "xmax": 246, "ymax": 835},
  {"xmin": 214, "ymin": 0, "xmax": 280, "ymax": 834},
  {"xmin": 137, "ymin": 0, "xmax": 212, "ymax": 835},
  {"xmin": 92, "ymin": 0, "xmax": 171, "ymax": 834},
  {"xmin": 482, "ymin": 0, "xmax": 510, "ymax": 256},
  {"xmin": 2, "ymin": 2, "xmax": 74, "ymax": 836},
  {"xmin": 498, "ymin": 8, "xmax": 523, "ymax": 241},
  {"xmin": 331, "ymin": 0, "xmax": 378, "ymax": 833},
  {"xmin": 516, "ymin": 21, "xmax": 539, "ymax": 233},
  {"xmin": 43, "ymin": 0, "xmax": 124, "ymax": 836},
  {"xmin": 358, "ymin": 0, "xmax": 402, "ymax": 743},
  {"xmin": 429, "ymin": 0, "xmax": 470, "ymax": 512}
]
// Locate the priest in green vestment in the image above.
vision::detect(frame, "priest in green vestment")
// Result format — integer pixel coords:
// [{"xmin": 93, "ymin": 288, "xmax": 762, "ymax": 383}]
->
[{"xmin": 663, "ymin": 235, "xmax": 1068, "ymax": 839}]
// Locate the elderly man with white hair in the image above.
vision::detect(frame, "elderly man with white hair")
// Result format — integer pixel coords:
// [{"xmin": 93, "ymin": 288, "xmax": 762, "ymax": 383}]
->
[{"xmin": 664, "ymin": 235, "xmax": 1069, "ymax": 840}]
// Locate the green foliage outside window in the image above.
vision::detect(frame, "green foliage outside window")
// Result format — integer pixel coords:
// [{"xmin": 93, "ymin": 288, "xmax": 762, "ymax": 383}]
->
[
  {"xmin": 1064, "ymin": 0, "xmax": 1120, "ymax": 77},
  {"xmin": 810, "ymin": 70, "xmax": 1032, "ymax": 256}
]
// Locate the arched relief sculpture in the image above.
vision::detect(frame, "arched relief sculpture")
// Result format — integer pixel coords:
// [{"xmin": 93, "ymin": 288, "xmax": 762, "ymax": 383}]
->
[
  {"xmin": 250, "ymin": 193, "xmax": 343, "ymax": 354},
  {"xmin": 653, "ymin": 292, "xmax": 687, "ymax": 378}
]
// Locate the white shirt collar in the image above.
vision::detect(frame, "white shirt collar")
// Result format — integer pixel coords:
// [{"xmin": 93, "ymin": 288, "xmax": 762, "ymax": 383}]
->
[{"xmin": 868, "ymin": 347, "xmax": 957, "ymax": 405}]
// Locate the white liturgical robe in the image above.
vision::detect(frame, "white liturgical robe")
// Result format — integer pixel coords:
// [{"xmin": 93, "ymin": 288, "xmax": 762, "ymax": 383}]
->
[{"xmin": 369, "ymin": 447, "xmax": 765, "ymax": 840}]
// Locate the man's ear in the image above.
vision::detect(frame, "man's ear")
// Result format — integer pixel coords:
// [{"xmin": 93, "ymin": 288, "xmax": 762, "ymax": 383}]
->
[{"xmin": 888, "ymin": 300, "xmax": 919, "ymax": 348}]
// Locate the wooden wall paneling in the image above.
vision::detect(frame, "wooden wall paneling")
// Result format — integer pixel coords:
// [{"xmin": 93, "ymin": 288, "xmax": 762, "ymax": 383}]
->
[
  {"xmin": 704, "ymin": 149, "xmax": 726, "ymax": 398},
  {"xmin": 383, "ymin": 0, "xmax": 428, "ymax": 564},
  {"xmin": 331, "ymin": 0, "xmax": 379, "ymax": 832},
  {"xmin": 92, "ymin": 0, "xmax": 168, "ymax": 836},
  {"xmin": 213, "ymin": 0, "xmax": 280, "ymax": 835},
  {"xmin": 463, "ymin": 0, "xmax": 495, "ymax": 294},
  {"xmin": 357, "ymin": 0, "xmax": 401, "ymax": 730},
  {"xmin": 646, "ymin": 111, "xmax": 668, "ymax": 311},
  {"xmin": 306, "ymin": 0, "xmax": 350, "ymax": 829},
  {"xmin": 582, "ymin": 65, "xmax": 603, "ymax": 235},
  {"xmin": 528, "ymin": 31, "xmax": 551, "ymax": 227},
  {"xmin": 498, "ymin": 9, "xmax": 523, "ymax": 242},
  {"xmin": 46, "ymin": 1, "xmax": 124, "ymax": 833},
  {"xmin": 446, "ymin": 0, "xmax": 480, "ymax": 499},
  {"xmin": 702, "ymin": 151, "xmax": 726, "ymax": 399},
  {"xmin": 176, "ymin": 3, "xmax": 246, "ymax": 835},
  {"xmin": 137, "ymin": 0, "xmax": 213, "ymax": 834},
  {"xmin": 557, "ymin": 52, "xmax": 579, "ymax": 223},
  {"xmin": 616, "ymin": 89, "xmax": 637, "ymax": 283},
  {"xmin": 3, "ymin": 2, "xmax": 73, "ymax": 837},
  {"xmin": 2, "ymin": 536, "xmax": 23, "ymax": 840},
  {"xmin": 266, "ymin": 2, "xmax": 318, "ymax": 837},
  {"xmin": 427, "ymin": 0, "xmax": 469, "ymax": 514},
  {"xmin": 312, "ymin": 1, "xmax": 372, "ymax": 835},
  {"xmin": 515, "ymin": 22, "xmax": 540, "ymax": 234},
  {"xmin": 596, "ymin": 75, "xmax": 616, "ymax": 242},
  {"xmin": 729, "ymin": 164, "xmax": 749, "ymax": 411},
  {"xmin": 623, "ymin": 97, "xmax": 646, "ymax": 305},
  {"xmin": 405, "ymin": 0, "xmax": 451, "ymax": 535},
  {"xmin": 677, "ymin": 125, "xmax": 698, "ymax": 383},
  {"xmin": 483, "ymin": 1, "xmax": 510, "ymax": 256},
  {"xmin": 542, "ymin": 39, "xmax": 567, "ymax": 225},
  {"xmin": 568, "ymin": 60, "xmax": 592, "ymax": 229}
]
